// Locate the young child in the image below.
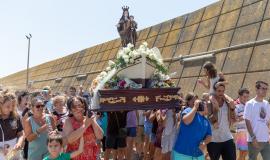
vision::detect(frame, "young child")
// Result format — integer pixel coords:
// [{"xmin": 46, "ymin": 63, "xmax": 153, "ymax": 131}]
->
[
  {"xmin": 197, "ymin": 61, "xmax": 235, "ymax": 127},
  {"xmin": 197, "ymin": 61, "xmax": 226, "ymax": 95},
  {"xmin": 43, "ymin": 133, "xmax": 84, "ymax": 160}
]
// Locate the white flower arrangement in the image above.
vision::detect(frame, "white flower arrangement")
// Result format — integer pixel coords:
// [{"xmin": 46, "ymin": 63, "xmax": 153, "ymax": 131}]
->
[
  {"xmin": 95, "ymin": 42, "xmax": 168, "ymax": 83},
  {"xmin": 108, "ymin": 60, "xmax": 115, "ymax": 66}
]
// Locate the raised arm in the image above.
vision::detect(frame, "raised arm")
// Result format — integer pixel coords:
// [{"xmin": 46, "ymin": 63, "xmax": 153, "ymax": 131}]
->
[
  {"xmin": 63, "ymin": 118, "xmax": 90, "ymax": 144},
  {"xmin": 143, "ymin": 110, "xmax": 151, "ymax": 117},
  {"xmin": 182, "ymin": 100, "xmax": 200, "ymax": 125},
  {"xmin": 70, "ymin": 137, "xmax": 84, "ymax": 158},
  {"xmin": 197, "ymin": 78, "xmax": 210, "ymax": 90},
  {"xmin": 90, "ymin": 115, "xmax": 103, "ymax": 140},
  {"xmin": 224, "ymin": 94, "xmax": 235, "ymax": 109},
  {"xmin": 149, "ymin": 110, "xmax": 157, "ymax": 122}
]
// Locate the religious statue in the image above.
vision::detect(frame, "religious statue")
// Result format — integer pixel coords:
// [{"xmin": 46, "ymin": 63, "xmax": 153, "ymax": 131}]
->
[{"xmin": 117, "ymin": 6, "xmax": 138, "ymax": 47}]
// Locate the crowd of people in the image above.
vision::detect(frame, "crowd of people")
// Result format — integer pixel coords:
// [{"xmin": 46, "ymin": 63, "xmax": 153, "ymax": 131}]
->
[{"xmin": 0, "ymin": 61, "xmax": 269, "ymax": 160}]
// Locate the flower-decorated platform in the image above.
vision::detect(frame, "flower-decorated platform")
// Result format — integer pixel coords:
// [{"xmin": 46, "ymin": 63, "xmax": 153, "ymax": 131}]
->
[
  {"xmin": 98, "ymin": 88, "xmax": 180, "ymax": 111},
  {"xmin": 90, "ymin": 42, "xmax": 180, "ymax": 111}
]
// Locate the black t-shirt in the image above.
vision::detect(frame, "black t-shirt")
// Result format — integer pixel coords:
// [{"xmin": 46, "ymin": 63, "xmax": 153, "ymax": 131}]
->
[
  {"xmin": 0, "ymin": 116, "xmax": 23, "ymax": 141},
  {"xmin": 107, "ymin": 111, "xmax": 127, "ymax": 136}
]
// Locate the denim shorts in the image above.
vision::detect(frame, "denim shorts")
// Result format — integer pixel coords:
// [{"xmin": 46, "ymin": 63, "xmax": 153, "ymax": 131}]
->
[
  {"xmin": 144, "ymin": 120, "xmax": 153, "ymax": 137},
  {"xmin": 127, "ymin": 127, "xmax": 137, "ymax": 137}
]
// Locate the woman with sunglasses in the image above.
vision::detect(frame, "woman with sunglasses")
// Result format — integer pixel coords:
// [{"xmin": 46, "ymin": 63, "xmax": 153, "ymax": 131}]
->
[
  {"xmin": 63, "ymin": 96, "xmax": 103, "ymax": 160},
  {"xmin": 0, "ymin": 93, "xmax": 24, "ymax": 160},
  {"xmin": 24, "ymin": 97, "xmax": 56, "ymax": 160}
]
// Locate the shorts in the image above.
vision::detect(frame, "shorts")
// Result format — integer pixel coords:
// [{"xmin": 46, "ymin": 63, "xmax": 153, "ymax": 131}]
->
[
  {"xmin": 236, "ymin": 131, "xmax": 248, "ymax": 151},
  {"xmin": 144, "ymin": 121, "xmax": 153, "ymax": 137},
  {"xmin": 106, "ymin": 135, "xmax": 126, "ymax": 149},
  {"xmin": 127, "ymin": 127, "xmax": 137, "ymax": 137},
  {"xmin": 172, "ymin": 151, "xmax": 205, "ymax": 160}
]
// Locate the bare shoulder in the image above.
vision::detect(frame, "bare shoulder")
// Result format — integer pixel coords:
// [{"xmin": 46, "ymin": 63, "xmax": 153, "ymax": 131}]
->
[{"xmin": 25, "ymin": 116, "xmax": 31, "ymax": 123}]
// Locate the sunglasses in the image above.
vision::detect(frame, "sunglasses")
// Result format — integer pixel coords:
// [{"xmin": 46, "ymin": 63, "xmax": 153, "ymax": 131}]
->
[{"xmin": 35, "ymin": 104, "xmax": 45, "ymax": 109}]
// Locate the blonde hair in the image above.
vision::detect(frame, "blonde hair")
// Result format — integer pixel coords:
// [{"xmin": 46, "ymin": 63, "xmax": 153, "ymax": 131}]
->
[
  {"xmin": 0, "ymin": 92, "xmax": 19, "ymax": 119},
  {"xmin": 52, "ymin": 95, "xmax": 66, "ymax": 106}
]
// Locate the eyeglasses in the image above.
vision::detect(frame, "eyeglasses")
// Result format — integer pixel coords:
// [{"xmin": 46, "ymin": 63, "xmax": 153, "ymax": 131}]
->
[{"xmin": 35, "ymin": 104, "xmax": 45, "ymax": 109}]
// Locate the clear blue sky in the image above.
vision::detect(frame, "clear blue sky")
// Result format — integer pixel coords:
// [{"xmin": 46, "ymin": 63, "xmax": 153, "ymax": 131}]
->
[{"xmin": 0, "ymin": 0, "xmax": 218, "ymax": 78}]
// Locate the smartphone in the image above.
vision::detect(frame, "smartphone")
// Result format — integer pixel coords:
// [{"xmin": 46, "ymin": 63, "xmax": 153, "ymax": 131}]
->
[{"xmin": 87, "ymin": 110, "xmax": 93, "ymax": 118}]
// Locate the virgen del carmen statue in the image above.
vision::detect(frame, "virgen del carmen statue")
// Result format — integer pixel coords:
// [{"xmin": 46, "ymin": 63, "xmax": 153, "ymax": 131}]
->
[
  {"xmin": 117, "ymin": 6, "xmax": 138, "ymax": 47},
  {"xmin": 90, "ymin": 6, "xmax": 180, "ymax": 111}
]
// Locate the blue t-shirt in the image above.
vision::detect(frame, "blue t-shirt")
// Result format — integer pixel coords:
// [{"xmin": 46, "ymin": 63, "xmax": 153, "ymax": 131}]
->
[
  {"xmin": 97, "ymin": 112, "xmax": 108, "ymax": 136},
  {"xmin": 174, "ymin": 107, "xmax": 212, "ymax": 157}
]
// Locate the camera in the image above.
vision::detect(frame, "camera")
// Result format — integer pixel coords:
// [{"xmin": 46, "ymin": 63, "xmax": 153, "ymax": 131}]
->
[
  {"xmin": 197, "ymin": 101, "xmax": 205, "ymax": 112},
  {"xmin": 87, "ymin": 110, "xmax": 93, "ymax": 118}
]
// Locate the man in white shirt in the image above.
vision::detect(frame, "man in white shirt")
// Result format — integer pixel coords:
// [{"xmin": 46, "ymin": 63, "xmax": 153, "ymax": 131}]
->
[
  {"xmin": 244, "ymin": 81, "xmax": 270, "ymax": 160},
  {"xmin": 206, "ymin": 82, "xmax": 236, "ymax": 160}
]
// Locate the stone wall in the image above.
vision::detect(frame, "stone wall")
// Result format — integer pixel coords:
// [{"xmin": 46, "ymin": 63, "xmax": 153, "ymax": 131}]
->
[{"xmin": 1, "ymin": 0, "xmax": 270, "ymax": 98}]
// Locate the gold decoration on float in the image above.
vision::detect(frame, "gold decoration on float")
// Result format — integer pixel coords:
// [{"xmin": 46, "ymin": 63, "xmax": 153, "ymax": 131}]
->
[
  {"xmin": 132, "ymin": 96, "xmax": 149, "ymax": 103},
  {"xmin": 155, "ymin": 95, "xmax": 178, "ymax": 102},
  {"xmin": 100, "ymin": 97, "xmax": 126, "ymax": 104}
]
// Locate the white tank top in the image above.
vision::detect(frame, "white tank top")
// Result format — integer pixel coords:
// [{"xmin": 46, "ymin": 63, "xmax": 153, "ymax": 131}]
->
[{"xmin": 209, "ymin": 76, "xmax": 220, "ymax": 95}]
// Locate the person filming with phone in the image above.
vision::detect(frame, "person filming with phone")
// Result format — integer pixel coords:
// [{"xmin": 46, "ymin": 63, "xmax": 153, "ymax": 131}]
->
[{"xmin": 173, "ymin": 92, "xmax": 212, "ymax": 160}]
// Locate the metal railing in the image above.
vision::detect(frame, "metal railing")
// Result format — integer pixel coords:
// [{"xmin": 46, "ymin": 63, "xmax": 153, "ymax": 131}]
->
[{"xmin": 163, "ymin": 38, "xmax": 270, "ymax": 62}]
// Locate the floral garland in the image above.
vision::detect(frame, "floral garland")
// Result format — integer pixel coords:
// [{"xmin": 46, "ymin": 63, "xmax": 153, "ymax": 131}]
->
[
  {"xmin": 96, "ymin": 42, "xmax": 168, "ymax": 83},
  {"xmin": 104, "ymin": 76, "xmax": 143, "ymax": 90},
  {"xmin": 148, "ymin": 71, "xmax": 176, "ymax": 88}
]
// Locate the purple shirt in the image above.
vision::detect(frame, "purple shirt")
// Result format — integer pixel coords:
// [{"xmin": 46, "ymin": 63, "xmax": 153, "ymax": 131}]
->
[{"xmin": 126, "ymin": 111, "xmax": 137, "ymax": 128}]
